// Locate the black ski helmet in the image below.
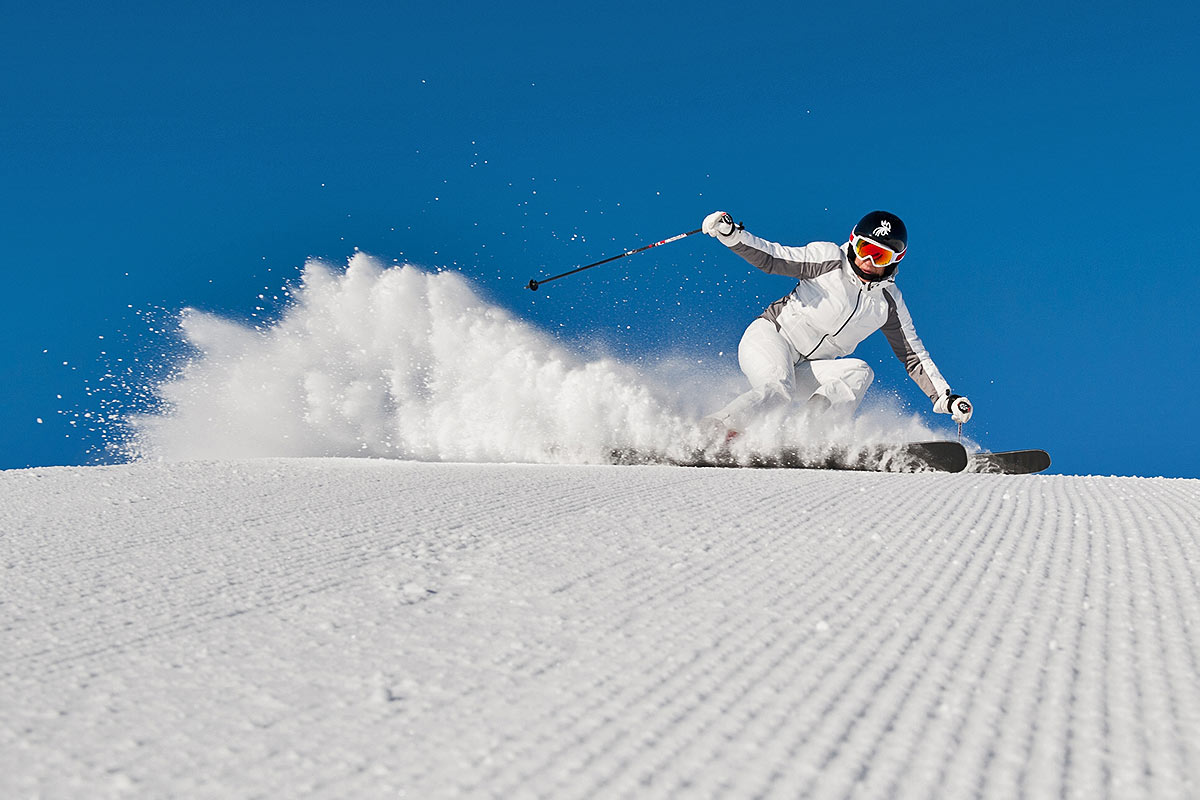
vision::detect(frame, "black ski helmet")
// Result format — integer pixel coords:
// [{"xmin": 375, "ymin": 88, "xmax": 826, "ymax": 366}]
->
[
  {"xmin": 852, "ymin": 210, "xmax": 907, "ymax": 254},
  {"xmin": 850, "ymin": 210, "xmax": 907, "ymax": 281}
]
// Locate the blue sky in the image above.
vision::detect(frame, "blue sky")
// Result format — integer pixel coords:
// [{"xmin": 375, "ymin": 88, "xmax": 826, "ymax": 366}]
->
[{"xmin": 3, "ymin": 1, "xmax": 1197, "ymax": 477}]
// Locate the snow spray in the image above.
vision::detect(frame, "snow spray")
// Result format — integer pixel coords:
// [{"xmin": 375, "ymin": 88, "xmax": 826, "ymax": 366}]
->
[{"xmin": 121, "ymin": 254, "xmax": 938, "ymax": 464}]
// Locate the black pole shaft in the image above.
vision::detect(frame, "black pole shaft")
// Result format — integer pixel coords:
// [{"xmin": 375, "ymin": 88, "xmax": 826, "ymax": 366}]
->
[{"xmin": 526, "ymin": 228, "xmax": 702, "ymax": 291}]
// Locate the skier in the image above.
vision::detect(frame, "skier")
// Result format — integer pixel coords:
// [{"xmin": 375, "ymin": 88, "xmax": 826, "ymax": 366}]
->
[{"xmin": 701, "ymin": 209, "xmax": 973, "ymax": 440}]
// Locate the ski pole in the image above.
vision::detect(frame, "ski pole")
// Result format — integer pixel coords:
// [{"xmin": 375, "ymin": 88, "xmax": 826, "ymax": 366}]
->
[{"xmin": 526, "ymin": 228, "xmax": 702, "ymax": 291}]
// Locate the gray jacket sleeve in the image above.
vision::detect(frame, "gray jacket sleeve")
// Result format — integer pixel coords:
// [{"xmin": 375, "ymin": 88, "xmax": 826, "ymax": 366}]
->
[
  {"xmin": 718, "ymin": 229, "xmax": 844, "ymax": 280},
  {"xmin": 880, "ymin": 285, "xmax": 952, "ymax": 403}
]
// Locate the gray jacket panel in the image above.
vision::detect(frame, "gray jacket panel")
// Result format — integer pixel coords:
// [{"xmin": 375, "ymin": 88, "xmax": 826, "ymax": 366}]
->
[
  {"xmin": 881, "ymin": 285, "xmax": 949, "ymax": 402},
  {"xmin": 726, "ymin": 232, "xmax": 844, "ymax": 280}
]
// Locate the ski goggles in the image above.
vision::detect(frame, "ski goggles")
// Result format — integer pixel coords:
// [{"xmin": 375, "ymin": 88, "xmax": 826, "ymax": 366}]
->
[{"xmin": 851, "ymin": 235, "xmax": 905, "ymax": 267}]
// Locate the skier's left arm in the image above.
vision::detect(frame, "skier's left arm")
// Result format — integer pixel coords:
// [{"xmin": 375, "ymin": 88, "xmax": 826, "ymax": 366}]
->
[{"xmin": 880, "ymin": 286, "xmax": 974, "ymax": 423}]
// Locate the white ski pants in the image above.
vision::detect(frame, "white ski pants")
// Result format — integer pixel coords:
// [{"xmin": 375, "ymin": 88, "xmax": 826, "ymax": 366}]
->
[{"xmin": 708, "ymin": 318, "xmax": 874, "ymax": 432}]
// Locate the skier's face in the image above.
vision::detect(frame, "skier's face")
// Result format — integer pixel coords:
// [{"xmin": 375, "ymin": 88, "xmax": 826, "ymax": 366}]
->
[
  {"xmin": 850, "ymin": 233, "xmax": 904, "ymax": 282},
  {"xmin": 854, "ymin": 254, "xmax": 888, "ymax": 279}
]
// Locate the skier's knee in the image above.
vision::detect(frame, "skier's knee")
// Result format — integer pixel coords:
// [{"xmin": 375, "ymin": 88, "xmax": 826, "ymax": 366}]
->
[
  {"xmin": 849, "ymin": 359, "xmax": 874, "ymax": 383},
  {"xmin": 843, "ymin": 359, "xmax": 874, "ymax": 395}
]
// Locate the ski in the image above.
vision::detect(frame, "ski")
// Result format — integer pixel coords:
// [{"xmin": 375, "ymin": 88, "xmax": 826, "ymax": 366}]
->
[
  {"xmin": 610, "ymin": 440, "xmax": 968, "ymax": 473},
  {"xmin": 967, "ymin": 449, "xmax": 1051, "ymax": 475}
]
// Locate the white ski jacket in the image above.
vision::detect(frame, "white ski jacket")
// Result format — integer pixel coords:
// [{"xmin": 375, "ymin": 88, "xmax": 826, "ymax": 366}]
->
[{"xmin": 719, "ymin": 227, "xmax": 952, "ymax": 403}]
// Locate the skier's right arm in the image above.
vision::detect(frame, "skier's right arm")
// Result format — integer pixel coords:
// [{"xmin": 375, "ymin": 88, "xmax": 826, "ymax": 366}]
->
[{"xmin": 703, "ymin": 211, "xmax": 842, "ymax": 280}]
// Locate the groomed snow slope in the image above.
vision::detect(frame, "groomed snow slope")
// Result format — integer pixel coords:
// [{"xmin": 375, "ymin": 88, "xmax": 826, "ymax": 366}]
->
[{"xmin": 2, "ymin": 459, "xmax": 1199, "ymax": 799}]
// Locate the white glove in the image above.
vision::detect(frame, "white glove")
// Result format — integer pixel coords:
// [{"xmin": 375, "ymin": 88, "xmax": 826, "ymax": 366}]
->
[
  {"xmin": 702, "ymin": 210, "xmax": 738, "ymax": 238},
  {"xmin": 934, "ymin": 392, "xmax": 973, "ymax": 424}
]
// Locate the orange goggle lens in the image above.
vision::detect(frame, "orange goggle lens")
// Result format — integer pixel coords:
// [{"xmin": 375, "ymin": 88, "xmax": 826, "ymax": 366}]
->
[{"xmin": 853, "ymin": 236, "xmax": 904, "ymax": 267}]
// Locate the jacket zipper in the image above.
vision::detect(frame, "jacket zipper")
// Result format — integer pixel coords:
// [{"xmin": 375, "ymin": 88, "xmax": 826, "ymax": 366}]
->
[{"xmin": 801, "ymin": 284, "xmax": 863, "ymax": 361}]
